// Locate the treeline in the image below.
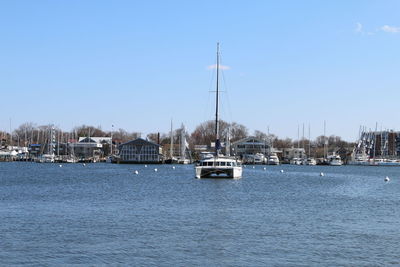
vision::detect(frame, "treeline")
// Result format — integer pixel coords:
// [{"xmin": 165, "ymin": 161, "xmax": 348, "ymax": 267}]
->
[{"xmin": 0, "ymin": 121, "xmax": 355, "ymax": 157}]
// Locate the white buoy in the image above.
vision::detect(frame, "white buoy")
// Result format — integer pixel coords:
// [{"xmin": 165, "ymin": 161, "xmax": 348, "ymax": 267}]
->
[
  {"xmin": 134, "ymin": 170, "xmax": 139, "ymax": 175},
  {"xmin": 144, "ymin": 165, "xmax": 147, "ymax": 168},
  {"xmin": 320, "ymin": 172, "xmax": 324, "ymax": 177},
  {"xmin": 83, "ymin": 163, "xmax": 86, "ymax": 166},
  {"xmin": 252, "ymin": 166, "xmax": 255, "ymax": 169},
  {"xmin": 280, "ymin": 170, "xmax": 284, "ymax": 173},
  {"xmin": 172, "ymin": 166, "xmax": 176, "ymax": 169},
  {"xmin": 154, "ymin": 168, "xmax": 158, "ymax": 172},
  {"xmin": 59, "ymin": 164, "xmax": 62, "ymax": 168},
  {"xmin": 263, "ymin": 167, "xmax": 266, "ymax": 171},
  {"xmin": 385, "ymin": 176, "xmax": 390, "ymax": 182}
]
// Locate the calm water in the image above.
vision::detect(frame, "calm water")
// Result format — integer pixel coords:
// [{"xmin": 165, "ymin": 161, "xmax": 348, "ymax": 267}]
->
[{"xmin": 1, "ymin": 162, "xmax": 400, "ymax": 266}]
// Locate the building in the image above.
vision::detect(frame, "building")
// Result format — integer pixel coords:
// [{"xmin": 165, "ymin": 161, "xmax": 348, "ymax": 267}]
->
[
  {"xmin": 282, "ymin": 147, "xmax": 306, "ymax": 161},
  {"xmin": 69, "ymin": 137, "xmax": 109, "ymax": 160},
  {"xmin": 117, "ymin": 138, "xmax": 162, "ymax": 163},
  {"xmin": 231, "ymin": 137, "xmax": 270, "ymax": 157}
]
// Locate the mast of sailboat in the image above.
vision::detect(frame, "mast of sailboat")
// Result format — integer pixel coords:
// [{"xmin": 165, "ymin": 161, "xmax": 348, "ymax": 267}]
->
[
  {"xmin": 170, "ymin": 119, "xmax": 173, "ymax": 159},
  {"xmin": 308, "ymin": 124, "xmax": 311, "ymax": 158},
  {"xmin": 215, "ymin": 42, "xmax": 220, "ymax": 156}
]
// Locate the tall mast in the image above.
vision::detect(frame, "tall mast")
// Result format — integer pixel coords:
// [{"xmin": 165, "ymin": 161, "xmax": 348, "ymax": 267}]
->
[
  {"xmin": 324, "ymin": 120, "xmax": 327, "ymax": 159},
  {"xmin": 215, "ymin": 43, "xmax": 220, "ymax": 155},
  {"xmin": 308, "ymin": 124, "xmax": 311, "ymax": 157},
  {"xmin": 170, "ymin": 119, "xmax": 173, "ymax": 159}
]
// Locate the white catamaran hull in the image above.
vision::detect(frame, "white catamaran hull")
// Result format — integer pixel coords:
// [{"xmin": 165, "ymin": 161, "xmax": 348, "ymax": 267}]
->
[{"xmin": 195, "ymin": 165, "xmax": 242, "ymax": 179}]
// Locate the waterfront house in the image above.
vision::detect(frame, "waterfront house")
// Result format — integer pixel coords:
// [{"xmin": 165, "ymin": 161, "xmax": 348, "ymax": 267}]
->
[
  {"xmin": 231, "ymin": 137, "xmax": 270, "ymax": 157},
  {"xmin": 69, "ymin": 137, "xmax": 106, "ymax": 160},
  {"xmin": 117, "ymin": 138, "xmax": 162, "ymax": 163},
  {"xmin": 282, "ymin": 147, "xmax": 306, "ymax": 162}
]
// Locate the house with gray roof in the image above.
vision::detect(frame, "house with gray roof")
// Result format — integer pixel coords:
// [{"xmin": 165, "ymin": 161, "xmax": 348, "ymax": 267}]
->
[{"xmin": 117, "ymin": 138, "xmax": 162, "ymax": 163}]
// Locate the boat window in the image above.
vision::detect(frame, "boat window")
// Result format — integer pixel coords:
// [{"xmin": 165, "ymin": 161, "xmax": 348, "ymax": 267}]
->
[
  {"xmin": 207, "ymin": 162, "xmax": 213, "ymax": 166},
  {"xmin": 220, "ymin": 162, "xmax": 226, "ymax": 166},
  {"xmin": 216, "ymin": 162, "xmax": 220, "ymax": 166},
  {"xmin": 227, "ymin": 162, "xmax": 232, "ymax": 166}
]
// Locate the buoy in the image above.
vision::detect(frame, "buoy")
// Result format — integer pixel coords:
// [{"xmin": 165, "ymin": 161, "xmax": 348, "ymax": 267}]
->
[
  {"xmin": 134, "ymin": 170, "xmax": 139, "ymax": 175},
  {"xmin": 280, "ymin": 170, "xmax": 284, "ymax": 173},
  {"xmin": 263, "ymin": 167, "xmax": 266, "ymax": 170},
  {"xmin": 144, "ymin": 165, "xmax": 147, "ymax": 168},
  {"xmin": 172, "ymin": 166, "xmax": 176, "ymax": 169},
  {"xmin": 320, "ymin": 172, "xmax": 324, "ymax": 177},
  {"xmin": 83, "ymin": 163, "xmax": 86, "ymax": 166},
  {"xmin": 385, "ymin": 176, "xmax": 390, "ymax": 182},
  {"xmin": 252, "ymin": 166, "xmax": 255, "ymax": 169},
  {"xmin": 154, "ymin": 168, "xmax": 158, "ymax": 172},
  {"xmin": 59, "ymin": 164, "xmax": 62, "ymax": 168}
]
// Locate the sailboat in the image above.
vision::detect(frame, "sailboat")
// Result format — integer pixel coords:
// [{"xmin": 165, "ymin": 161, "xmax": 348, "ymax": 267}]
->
[
  {"xmin": 165, "ymin": 119, "xmax": 178, "ymax": 164},
  {"xmin": 177, "ymin": 124, "xmax": 191, "ymax": 164},
  {"xmin": 195, "ymin": 43, "xmax": 243, "ymax": 179}
]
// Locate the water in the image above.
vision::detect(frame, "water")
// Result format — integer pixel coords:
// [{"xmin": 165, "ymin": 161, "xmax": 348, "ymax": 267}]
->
[{"xmin": 1, "ymin": 162, "xmax": 400, "ymax": 266}]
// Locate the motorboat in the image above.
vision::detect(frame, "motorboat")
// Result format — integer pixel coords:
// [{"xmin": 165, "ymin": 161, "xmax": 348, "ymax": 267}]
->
[
  {"xmin": 267, "ymin": 153, "xmax": 280, "ymax": 165},
  {"xmin": 290, "ymin": 158, "xmax": 302, "ymax": 165},
  {"xmin": 327, "ymin": 154, "xmax": 343, "ymax": 166},
  {"xmin": 303, "ymin": 157, "xmax": 317, "ymax": 165}
]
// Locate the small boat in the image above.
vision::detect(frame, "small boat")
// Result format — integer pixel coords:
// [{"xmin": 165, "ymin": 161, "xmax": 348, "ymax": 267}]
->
[
  {"xmin": 303, "ymin": 157, "xmax": 317, "ymax": 165},
  {"xmin": 36, "ymin": 154, "xmax": 55, "ymax": 163},
  {"xmin": 347, "ymin": 154, "xmax": 370, "ymax": 165},
  {"xmin": 243, "ymin": 153, "xmax": 265, "ymax": 165},
  {"xmin": 370, "ymin": 158, "xmax": 400, "ymax": 166},
  {"xmin": 267, "ymin": 153, "xmax": 280, "ymax": 165},
  {"xmin": 177, "ymin": 158, "xmax": 191, "ymax": 164},
  {"xmin": 327, "ymin": 154, "xmax": 343, "ymax": 166},
  {"xmin": 290, "ymin": 158, "xmax": 302, "ymax": 165}
]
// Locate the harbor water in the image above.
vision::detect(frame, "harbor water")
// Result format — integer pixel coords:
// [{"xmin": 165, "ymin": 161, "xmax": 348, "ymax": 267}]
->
[{"xmin": 1, "ymin": 162, "xmax": 400, "ymax": 266}]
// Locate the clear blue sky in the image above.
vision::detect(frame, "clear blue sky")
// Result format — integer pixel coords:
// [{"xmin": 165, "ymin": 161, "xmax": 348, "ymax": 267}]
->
[{"xmin": 1, "ymin": 0, "xmax": 400, "ymax": 141}]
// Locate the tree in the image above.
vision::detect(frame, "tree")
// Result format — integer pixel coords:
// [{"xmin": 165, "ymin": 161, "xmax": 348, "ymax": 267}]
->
[
  {"xmin": 147, "ymin": 132, "xmax": 160, "ymax": 144},
  {"xmin": 189, "ymin": 120, "xmax": 248, "ymax": 147},
  {"xmin": 229, "ymin": 122, "xmax": 248, "ymax": 142},
  {"xmin": 274, "ymin": 138, "xmax": 293, "ymax": 149},
  {"xmin": 13, "ymin": 122, "xmax": 38, "ymax": 146},
  {"xmin": 73, "ymin": 125, "xmax": 106, "ymax": 137},
  {"xmin": 112, "ymin": 128, "xmax": 140, "ymax": 144}
]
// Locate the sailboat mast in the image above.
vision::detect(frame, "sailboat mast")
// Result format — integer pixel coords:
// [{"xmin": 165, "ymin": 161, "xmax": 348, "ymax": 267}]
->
[
  {"xmin": 170, "ymin": 119, "xmax": 173, "ymax": 159},
  {"xmin": 215, "ymin": 43, "xmax": 220, "ymax": 154}
]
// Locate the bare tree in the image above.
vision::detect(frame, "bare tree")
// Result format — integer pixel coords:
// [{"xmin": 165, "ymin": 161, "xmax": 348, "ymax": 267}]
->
[
  {"xmin": 73, "ymin": 125, "xmax": 106, "ymax": 137},
  {"xmin": 190, "ymin": 120, "xmax": 248, "ymax": 147}
]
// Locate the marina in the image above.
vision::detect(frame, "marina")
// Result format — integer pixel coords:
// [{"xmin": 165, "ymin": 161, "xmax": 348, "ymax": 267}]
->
[{"xmin": 2, "ymin": 1, "xmax": 400, "ymax": 266}]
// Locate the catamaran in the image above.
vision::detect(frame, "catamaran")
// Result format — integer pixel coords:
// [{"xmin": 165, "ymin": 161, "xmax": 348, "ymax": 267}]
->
[{"xmin": 195, "ymin": 43, "xmax": 243, "ymax": 179}]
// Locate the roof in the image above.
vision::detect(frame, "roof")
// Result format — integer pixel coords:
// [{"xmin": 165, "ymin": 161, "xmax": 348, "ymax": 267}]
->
[
  {"xmin": 119, "ymin": 138, "xmax": 160, "ymax": 147},
  {"xmin": 79, "ymin": 137, "xmax": 112, "ymax": 144},
  {"xmin": 232, "ymin": 136, "xmax": 266, "ymax": 145}
]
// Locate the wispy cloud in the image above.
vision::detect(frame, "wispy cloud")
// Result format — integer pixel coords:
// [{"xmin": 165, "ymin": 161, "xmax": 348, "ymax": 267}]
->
[
  {"xmin": 381, "ymin": 25, "xmax": 400, "ymax": 33},
  {"xmin": 354, "ymin": 22, "xmax": 375, "ymax": 35},
  {"xmin": 355, "ymin": 22, "xmax": 363, "ymax": 33},
  {"xmin": 207, "ymin": 64, "xmax": 230, "ymax": 70}
]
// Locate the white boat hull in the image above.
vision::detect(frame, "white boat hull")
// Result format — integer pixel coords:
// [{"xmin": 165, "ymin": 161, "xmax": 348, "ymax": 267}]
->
[
  {"xmin": 195, "ymin": 166, "xmax": 242, "ymax": 179},
  {"xmin": 329, "ymin": 160, "xmax": 343, "ymax": 166}
]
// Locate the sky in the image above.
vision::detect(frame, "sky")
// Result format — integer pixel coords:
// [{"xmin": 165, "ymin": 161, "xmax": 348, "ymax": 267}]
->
[{"xmin": 1, "ymin": 0, "xmax": 400, "ymax": 141}]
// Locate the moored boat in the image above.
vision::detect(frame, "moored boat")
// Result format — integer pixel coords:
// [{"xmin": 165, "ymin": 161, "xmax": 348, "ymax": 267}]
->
[{"xmin": 195, "ymin": 43, "xmax": 243, "ymax": 179}]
